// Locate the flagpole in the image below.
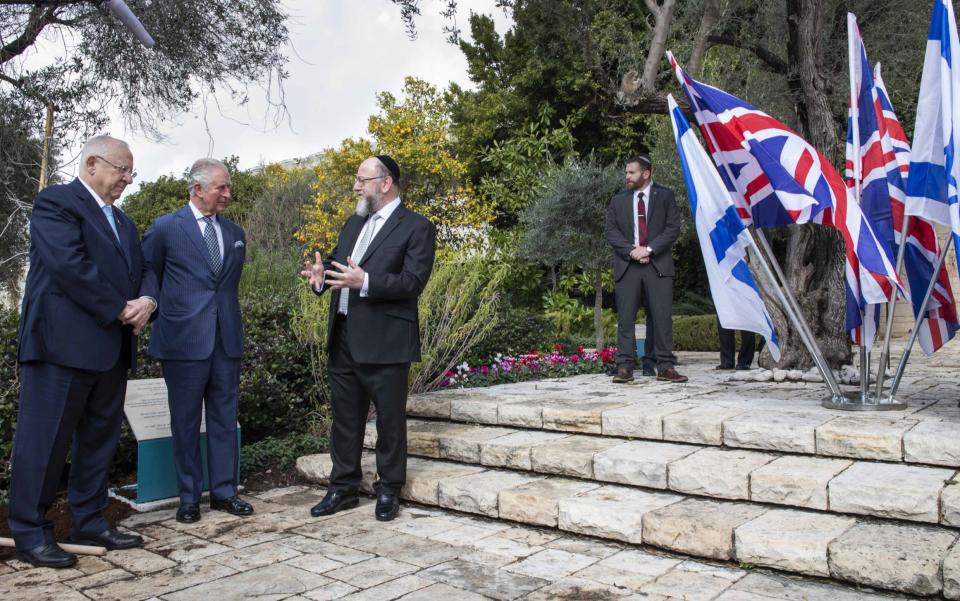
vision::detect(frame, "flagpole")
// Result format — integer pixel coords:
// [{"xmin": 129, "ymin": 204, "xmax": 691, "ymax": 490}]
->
[
  {"xmin": 887, "ymin": 232, "xmax": 953, "ymax": 399},
  {"xmin": 847, "ymin": 13, "xmax": 872, "ymax": 404},
  {"xmin": 751, "ymin": 229, "xmax": 844, "ymax": 399},
  {"xmin": 874, "ymin": 214, "xmax": 910, "ymax": 397}
]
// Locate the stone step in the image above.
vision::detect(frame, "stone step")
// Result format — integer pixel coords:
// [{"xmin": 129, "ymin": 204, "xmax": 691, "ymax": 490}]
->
[
  {"xmin": 369, "ymin": 418, "xmax": 960, "ymax": 528},
  {"xmin": 297, "ymin": 452, "xmax": 960, "ymax": 598},
  {"xmin": 407, "ymin": 376, "xmax": 960, "ymax": 468}
]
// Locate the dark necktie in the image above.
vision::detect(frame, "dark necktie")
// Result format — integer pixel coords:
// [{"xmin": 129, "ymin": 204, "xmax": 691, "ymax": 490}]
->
[
  {"xmin": 637, "ymin": 192, "xmax": 648, "ymax": 246},
  {"xmin": 202, "ymin": 217, "xmax": 222, "ymax": 274}
]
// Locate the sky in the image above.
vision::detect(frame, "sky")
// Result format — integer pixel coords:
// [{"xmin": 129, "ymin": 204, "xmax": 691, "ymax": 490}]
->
[{"xmin": 62, "ymin": 0, "xmax": 511, "ymax": 198}]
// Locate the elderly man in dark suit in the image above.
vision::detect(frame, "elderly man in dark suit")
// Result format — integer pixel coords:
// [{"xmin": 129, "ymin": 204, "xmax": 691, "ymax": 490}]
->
[
  {"xmin": 604, "ymin": 153, "xmax": 688, "ymax": 384},
  {"xmin": 8, "ymin": 135, "xmax": 157, "ymax": 568},
  {"xmin": 300, "ymin": 155, "xmax": 436, "ymax": 522},
  {"xmin": 142, "ymin": 158, "xmax": 251, "ymax": 524}
]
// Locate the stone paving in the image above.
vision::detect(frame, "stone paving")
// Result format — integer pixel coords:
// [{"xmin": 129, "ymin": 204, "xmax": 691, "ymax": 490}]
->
[{"xmin": 0, "ymin": 485, "xmax": 919, "ymax": 600}]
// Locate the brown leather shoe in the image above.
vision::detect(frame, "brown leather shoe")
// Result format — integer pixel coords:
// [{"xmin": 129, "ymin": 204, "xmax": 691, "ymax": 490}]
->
[
  {"xmin": 656, "ymin": 367, "xmax": 689, "ymax": 383},
  {"xmin": 612, "ymin": 367, "xmax": 634, "ymax": 383}
]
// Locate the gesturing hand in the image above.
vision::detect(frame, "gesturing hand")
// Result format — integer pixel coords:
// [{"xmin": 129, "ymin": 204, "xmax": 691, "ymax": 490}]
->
[
  {"xmin": 299, "ymin": 251, "xmax": 326, "ymax": 290},
  {"xmin": 324, "ymin": 257, "xmax": 365, "ymax": 290}
]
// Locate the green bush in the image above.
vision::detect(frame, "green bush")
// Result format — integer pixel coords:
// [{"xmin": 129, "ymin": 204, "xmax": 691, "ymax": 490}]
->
[
  {"xmin": 461, "ymin": 308, "xmax": 551, "ymax": 366},
  {"xmin": 240, "ymin": 431, "xmax": 328, "ymax": 477},
  {"xmin": 672, "ymin": 314, "xmax": 721, "ymax": 352},
  {"xmin": 0, "ymin": 305, "xmax": 19, "ymax": 494}
]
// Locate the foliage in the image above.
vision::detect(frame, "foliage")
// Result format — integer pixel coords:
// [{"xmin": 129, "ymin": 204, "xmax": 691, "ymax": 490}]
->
[
  {"xmin": 410, "ymin": 254, "xmax": 508, "ymax": 393},
  {"xmin": 475, "ymin": 108, "xmax": 577, "ymax": 226},
  {"xmin": 121, "ymin": 157, "xmax": 269, "ymax": 233},
  {"xmin": 290, "ymin": 284, "xmax": 333, "ymax": 414},
  {"xmin": 0, "ymin": 93, "xmax": 52, "ymax": 305},
  {"xmin": 672, "ymin": 314, "xmax": 721, "ymax": 352},
  {"xmin": 460, "ymin": 307, "xmax": 550, "ymax": 367},
  {"xmin": 300, "ymin": 77, "xmax": 492, "ymax": 253},
  {"xmin": 244, "ymin": 165, "xmax": 315, "ymax": 260},
  {"xmin": 239, "ymin": 432, "xmax": 328, "ymax": 478},
  {"xmin": 441, "ymin": 344, "xmax": 616, "ymax": 388},
  {"xmin": 541, "ymin": 290, "xmax": 616, "ymax": 341},
  {"xmin": 0, "ymin": 1, "xmax": 290, "ymax": 143},
  {"xmin": 0, "ymin": 305, "xmax": 19, "ymax": 494}
]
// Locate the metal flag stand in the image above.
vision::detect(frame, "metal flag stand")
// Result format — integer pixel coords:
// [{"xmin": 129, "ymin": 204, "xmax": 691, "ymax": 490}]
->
[
  {"xmin": 750, "ymin": 230, "xmax": 845, "ymax": 402},
  {"xmin": 886, "ymin": 233, "xmax": 954, "ymax": 400},
  {"xmin": 824, "ymin": 14, "xmax": 906, "ymax": 411}
]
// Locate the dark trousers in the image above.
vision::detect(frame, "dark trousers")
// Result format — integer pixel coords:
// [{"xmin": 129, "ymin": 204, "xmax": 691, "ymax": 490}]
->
[
  {"xmin": 327, "ymin": 316, "xmax": 409, "ymax": 495},
  {"xmin": 161, "ymin": 331, "xmax": 240, "ymax": 504},
  {"xmin": 718, "ymin": 319, "xmax": 756, "ymax": 369},
  {"xmin": 8, "ymin": 358, "xmax": 127, "ymax": 549},
  {"xmin": 615, "ymin": 262, "xmax": 675, "ymax": 371}
]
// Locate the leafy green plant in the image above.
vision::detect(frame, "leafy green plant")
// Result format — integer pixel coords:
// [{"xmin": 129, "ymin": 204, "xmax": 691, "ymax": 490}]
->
[
  {"xmin": 410, "ymin": 254, "xmax": 508, "ymax": 393},
  {"xmin": 240, "ymin": 432, "xmax": 328, "ymax": 477}
]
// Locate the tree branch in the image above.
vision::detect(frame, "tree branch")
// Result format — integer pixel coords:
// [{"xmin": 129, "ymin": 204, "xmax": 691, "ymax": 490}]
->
[
  {"xmin": 687, "ymin": 0, "xmax": 722, "ymax": 78},
  {"xmin": 0, "ymin": 6, "xmax": 60, "ymax": 66},
  {"xmin": 639, "ymin": 0, "xmax": 678, "ymax": 92},
  {"xmin": 706, "ymin": 33, "xmax": 789, "ymax": 73}
]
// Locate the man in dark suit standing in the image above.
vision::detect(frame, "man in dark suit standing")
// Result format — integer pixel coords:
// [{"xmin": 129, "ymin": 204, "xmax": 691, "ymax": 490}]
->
[
  {"xmin": 142, "ymin": 158, "xmax": 252, "ymax": 524},
  {"xmin": 8, "ymin": 135, "xmax": 157, "ymax": 567},
  {"xmin": 300, "ymin": 155, "xmax": 436, "ymax": 522},
  {"xmin": 604, "ymin": 153, "xmax": 688, "ymax": 384}
]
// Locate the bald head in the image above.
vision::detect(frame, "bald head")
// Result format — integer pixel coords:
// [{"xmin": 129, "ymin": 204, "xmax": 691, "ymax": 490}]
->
[{"xmin": 79, "ymin": 135, "xmax": 134, "ymax": 204}]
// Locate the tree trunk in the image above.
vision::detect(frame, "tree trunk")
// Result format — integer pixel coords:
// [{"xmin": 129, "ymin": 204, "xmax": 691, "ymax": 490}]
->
[
  {"xmin": 757, "ymin": 0, "xmax": 849, "ymax": 370},
  {"xmin": 593, "ymin": 269, "xmax": 604, "ymax": 351},
  {"xmin": 687, "ymin": 0, "xmax": 722, "ymax": 78},
  {"xmin": 640, "ymin": 0, "xmax": 679, "ymax": 92}
]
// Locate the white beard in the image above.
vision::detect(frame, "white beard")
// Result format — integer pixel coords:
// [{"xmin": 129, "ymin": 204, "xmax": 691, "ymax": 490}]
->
[{"xmin": 355, "ymin": 195, "xmax": 376, "ymax": 217}]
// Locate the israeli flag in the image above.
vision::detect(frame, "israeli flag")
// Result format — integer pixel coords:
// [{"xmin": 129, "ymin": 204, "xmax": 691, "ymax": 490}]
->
[
  {"xmin": 668, "ymin": 94, "xmax": 781, "ymax": 361},
  {"xmin": 906, "ymin": 0, "xmax": 960, "ymax": 277}
]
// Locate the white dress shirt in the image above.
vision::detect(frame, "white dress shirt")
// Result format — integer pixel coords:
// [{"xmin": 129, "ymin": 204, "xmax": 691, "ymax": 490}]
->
[
  {"xmin": 319, "ymin": 197, "xmax": 402, "ymax": 298},
  {"xmin": 188, "ymin": 201, "xmax": 224, "ymax": 258},
  {"xmin": 632, "ymin": 182, "xmax": 653, "ymax": 248}
]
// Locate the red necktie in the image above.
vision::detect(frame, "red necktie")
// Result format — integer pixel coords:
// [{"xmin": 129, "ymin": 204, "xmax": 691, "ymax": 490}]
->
[{"xmin": 637, "ymin": 192, "xmax": 648, "ymax": 246}]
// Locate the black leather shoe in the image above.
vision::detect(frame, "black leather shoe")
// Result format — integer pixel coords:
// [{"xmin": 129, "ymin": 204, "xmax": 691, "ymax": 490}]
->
[
  {"xmin": 70, "ymin": 528, "xmax": 143, "ymax": 550},
  {"xmin": 310, "ymin": 489, "xmax": 359, "ymax": 517},
  {"xmin": 15, "ymin": 543, "xmax": 78, "ymax": 568},
  {"xmin": 641, "ymin": 367, "xmax": 656, "ymax": 377},
  {"xmin": 176, "ymin": 503, "xmax": 201, "ymax": 523},
  {"xmin": 375, "ymin": 492, "xmax": 400, "ymax": 522},
  {"xmin": 210, "ymin": 495, "xmax": 254, "ymax": 516}
]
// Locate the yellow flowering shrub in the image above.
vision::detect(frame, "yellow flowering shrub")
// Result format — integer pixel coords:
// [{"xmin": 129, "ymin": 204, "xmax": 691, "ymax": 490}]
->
[{"xmin": 298, "ymin": 77, "xmax": 492, "ymax": 253}]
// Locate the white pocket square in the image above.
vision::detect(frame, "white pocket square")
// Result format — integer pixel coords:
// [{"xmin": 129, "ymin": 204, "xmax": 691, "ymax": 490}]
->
[{"xmin": 234, "ymin": 240, "xmax": 245, "ymax": 248}]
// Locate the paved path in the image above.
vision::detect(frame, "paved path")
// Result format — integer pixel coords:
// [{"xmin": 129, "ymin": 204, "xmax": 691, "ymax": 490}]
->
[{"xmin": 0, "ymin": 484, "xmax": 918, "ymax": 600}]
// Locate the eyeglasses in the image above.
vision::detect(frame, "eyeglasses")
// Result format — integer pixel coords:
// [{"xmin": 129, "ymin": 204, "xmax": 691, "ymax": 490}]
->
[
  {"xmin": 95, "ymin": 155, "xmax": 137, "ymax": 179},
  {"xmin": 355, "ymin": 175, "xmax": 386, "ymax": 184}
]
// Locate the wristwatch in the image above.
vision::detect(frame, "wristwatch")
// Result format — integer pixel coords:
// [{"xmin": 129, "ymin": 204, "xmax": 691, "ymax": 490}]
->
[{"xmin": 645, "ymin": 246, "xmax": 652, "ymax": 254}]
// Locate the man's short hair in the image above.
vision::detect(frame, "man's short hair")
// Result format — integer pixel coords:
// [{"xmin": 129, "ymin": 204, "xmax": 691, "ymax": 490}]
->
[
  {"xmin": 188, "ymin": 158, "xmax": 229, "ymax": 195},
  {"xmin": 627, "ymin": 153, "xmax": 653, "ymax": 171}
]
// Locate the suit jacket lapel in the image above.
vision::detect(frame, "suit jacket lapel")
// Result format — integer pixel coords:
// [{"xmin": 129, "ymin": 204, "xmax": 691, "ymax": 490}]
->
[
  {"xmin": 177, "ymin": 206, "xmax": 217, "ymax": 278},
  {"xmin": 620, "ymin": 191, "xmax": 634, "ymax": 240},
  {"xmin": 72, "ymin": 179, "xmax": 126, "ymax": 258},
  {"xmin": 341, "ymin": 216, "xmax": 365, "ymax": 262},
  {"xmin": 359, "ymin": 205, "xmax": 404, "ymax": 266},
  {"xmin": 218, "ymin": 219, "xmax": 235, "ymax": 279}
]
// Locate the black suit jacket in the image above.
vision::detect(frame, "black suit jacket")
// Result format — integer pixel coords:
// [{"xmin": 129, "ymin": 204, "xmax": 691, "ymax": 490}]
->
[
  {"xmin": 316, "ymin": 203, "xmax": 436, "ymax": 364},
  {"xmin": 17, "ymin": 178, "xmax": 157, "ymax": 372},
  {"xmin": 604, "ymin": 182, "xmax": 681, "ymax": 280}
]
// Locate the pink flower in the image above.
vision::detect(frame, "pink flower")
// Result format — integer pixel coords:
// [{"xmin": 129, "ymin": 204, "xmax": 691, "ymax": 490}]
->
[
  {"xmin": 481, "ymin": 365, "xmax": 489, "ymax": 375},
  {"xmin": 570, "ymin": 355, "xmax": 579, "ymax": 364}
]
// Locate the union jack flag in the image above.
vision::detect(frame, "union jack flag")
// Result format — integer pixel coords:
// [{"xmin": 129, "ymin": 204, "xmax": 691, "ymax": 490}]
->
[
  {"xmin": 667, "ymin": 51, "xmax": 904, "ymax": 342},
  {"xmin": 845, "ymin": 13, "xmax": 900, "ymax": 351},
  {"xmin": 875, "ymin": 65, "xmax": 959, "ymax": 354}
]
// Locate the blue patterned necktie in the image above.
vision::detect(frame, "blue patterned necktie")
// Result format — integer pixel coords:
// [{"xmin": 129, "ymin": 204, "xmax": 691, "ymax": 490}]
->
[
  {"xmin": 102, "ymin": 205, "xmax": 120, "ymax": 242},
  {"xmin": 338, "ymin": 214, "xmax": 380, "ymax": 315},
  {"xmin": 201, "ymin": 216, "xmax": 222, "ymax": 274}
]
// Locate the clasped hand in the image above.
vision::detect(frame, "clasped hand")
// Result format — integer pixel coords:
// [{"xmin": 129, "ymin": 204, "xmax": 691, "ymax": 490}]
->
[
  {"xmin": 118, "ymin": 297, "xmax": 153, "ymax": 335},
  {"xmin": 299, "ymin": 252, "xmax": 365, "ymax": 290},
  {"xmin": 629, "ymin": 245, "xmax": 651, "ymax": 264}
]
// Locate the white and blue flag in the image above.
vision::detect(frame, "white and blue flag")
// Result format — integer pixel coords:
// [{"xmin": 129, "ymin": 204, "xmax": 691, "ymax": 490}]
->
[
  {"xmin": 906, "ymin": 0, "xmax": 960, "ymax": 282},
  {"xmin": 668, "ymin": 94, "xmax": 781, "ymax": 361}
]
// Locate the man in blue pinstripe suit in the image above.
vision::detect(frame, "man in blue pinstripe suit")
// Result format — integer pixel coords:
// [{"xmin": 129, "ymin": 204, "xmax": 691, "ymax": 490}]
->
[{"xmin": 142, "ymin": 158, "xmax": 252, "ymax": 523}]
